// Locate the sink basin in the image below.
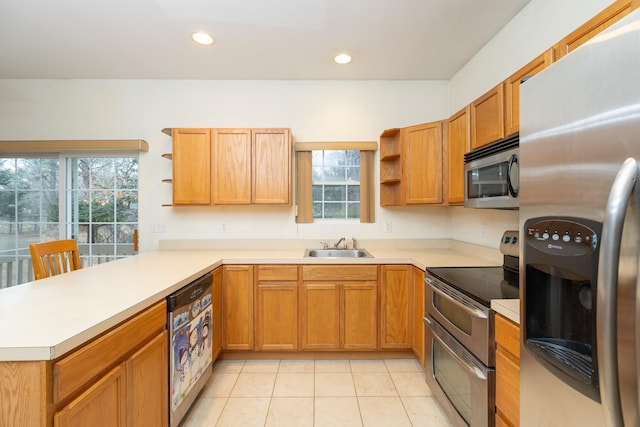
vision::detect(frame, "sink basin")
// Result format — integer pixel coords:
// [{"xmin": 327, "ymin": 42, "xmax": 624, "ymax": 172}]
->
[{"xmin": 304, "ymin": 248, "xmax": 373, "ymax": 258}]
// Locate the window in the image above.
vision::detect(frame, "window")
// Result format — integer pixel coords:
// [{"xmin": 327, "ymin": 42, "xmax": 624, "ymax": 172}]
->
[
  {"xmin": 312, "ymin": 150, "xmax": 360, "ymax": 219},
  {"xmin": 0, "ymin": 154, "xmax": 139, "ymax": 288},
  {"xmin": 295, "ymin": 141, "xmax": 377, "ymax": 223}
]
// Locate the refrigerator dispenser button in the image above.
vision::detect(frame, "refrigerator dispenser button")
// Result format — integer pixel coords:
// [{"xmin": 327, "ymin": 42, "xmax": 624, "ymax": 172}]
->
[
  {"xmin": 563, "ymin": 234, "xmax": 571, "ymax": 243},
  {"xmin": 552, "ymin": 233, "xmax": 560, "ymax": 241}
]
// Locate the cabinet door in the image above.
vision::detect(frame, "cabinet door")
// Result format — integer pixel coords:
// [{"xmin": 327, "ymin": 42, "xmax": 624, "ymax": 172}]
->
[
  {"xmin": 213, "ymin": 129, "xmax": 252, "ymax": 204},
  {"xmin": 380, "ymin": 265, "xmax": 413, "ymax": 349},
  {"xmin": 403, "ymin": 121, "xmax": 443, "ymax": 204},
  {"xmin": 212, "ymin": 267, "xmax": 223, "ymax": 359},
  {"xmin": 172, "ymin": 128, "xmax": 211, "ymax": 205},
  {"xmin": 126, "ymin": 332, "xmax": 168, "ymax": 427},
  {"xmin": 300, "ymin": 283, "xmax": 340, "ymax": 350},
  {"xmin": 446, "ymin": 106, "xmax": 470, "ymax": 205},
  {"xmin": 54, "ymin": 364, "xmax": 126, "ymax": 427},
  {"xmin": 342, "ymin": 282, "xmax": 378, "ymax": 350},
  {"xmin": 411, "ymin": 267, "xmax": 425, "ymax": 365},
  {"xmin": 504, "ymin": 49, "xmax": 553, "ymax": 137},
  {"xmin": 495, "ymin": 314, "xmax": 520, "ymax": 427},
  {"xmin": 256, "ymin": 282, "xmax": 298, "ymax": 351},
  {"xmin": 252, "ymin": 129, "xmax": 291, "ymax": 205},
  {"xmin": 222, "ymin": 265, "xmax": 254, "ymax": 350},
  {"xmin": 470, "ymin": 84, "xmax": 505, "ymax": 150}
]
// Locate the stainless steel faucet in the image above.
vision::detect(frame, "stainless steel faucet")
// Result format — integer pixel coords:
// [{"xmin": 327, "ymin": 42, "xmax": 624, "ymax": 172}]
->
[{"xmin": 334, "ymin": 237, "xmax": 346, "ymax": 249}]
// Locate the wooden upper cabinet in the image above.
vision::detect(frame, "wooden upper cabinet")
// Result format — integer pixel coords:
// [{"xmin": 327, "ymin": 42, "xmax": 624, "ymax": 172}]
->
[
  {"xmin": 172, "ymin": 128, "xmax": 211, "ymax": 205},
  {"xmin": 379, "ymin": 128, "xmax": 403, "ymax": 206},
  {"xmin": 504, "ymin": 49, "xmax": 554, "ymax": 137},
  {"xmin": 212, "ymin": 128, "xmax": 252, "ymax": 204},
  {"xmin": 554, "ymin": 0, "xmax": 639, "ymax": 60},
  {"xmin": 169, "ymin": 127, "xmax": 291, "ymax": 206},
  {"xmin": 403, "ymin": 121, "xmax": 444, "ymax": 205},
  {"xmin": 445, "ymin": 106, "xmax": 470, "ymax": 205},
  {"xmin": 470, "ymin": 83, "xmax": 505, "ymax": 150},
  {"xmin": 252, "ymin": 128, "xmax": 291, "ymax": 205}
]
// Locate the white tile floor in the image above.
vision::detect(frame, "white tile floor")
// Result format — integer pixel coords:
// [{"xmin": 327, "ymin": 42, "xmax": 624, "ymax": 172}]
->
[{"xmin": 181, "ymin": 358, "xmax": 453, "ymax": 427}]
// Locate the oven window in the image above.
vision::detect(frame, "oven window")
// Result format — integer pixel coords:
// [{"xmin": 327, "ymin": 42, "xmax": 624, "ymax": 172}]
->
[
  {"xmin": 433, "ymin": 293, "xmax": 472, "ymax": 335},
  {"xmin": 434, "ymin": 340, "xmax": 472, "ymax": 425},
  {"xmin": 467, "ymin": 162, "xmax": 509, "ymax": 198}
]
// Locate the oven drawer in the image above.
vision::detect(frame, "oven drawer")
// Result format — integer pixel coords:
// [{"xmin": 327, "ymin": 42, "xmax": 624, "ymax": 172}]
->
[
  {"xmin": 424, "ymin": 273, "xmax": 493, "ymax": 366},
  {"xmin": 424, "ymin": 316, "xmax": 494, "ymax": 427}
]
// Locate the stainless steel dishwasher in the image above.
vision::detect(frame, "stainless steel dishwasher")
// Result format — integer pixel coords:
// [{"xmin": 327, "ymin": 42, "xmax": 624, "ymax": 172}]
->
[{"xmin": 167, "ymin": 271, "xmax": 213, "ymax": 427}]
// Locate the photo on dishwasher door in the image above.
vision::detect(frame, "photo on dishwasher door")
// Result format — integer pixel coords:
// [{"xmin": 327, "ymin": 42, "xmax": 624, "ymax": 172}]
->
[{"xmin": 170, "ymin": 293, "xmax": 213, "ymax": 411}]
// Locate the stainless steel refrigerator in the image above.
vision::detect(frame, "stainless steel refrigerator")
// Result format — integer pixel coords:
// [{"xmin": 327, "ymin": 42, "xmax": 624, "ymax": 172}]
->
[{"xmin": 519, "ymin": 8, "xmax": 640, "ymax": 427}]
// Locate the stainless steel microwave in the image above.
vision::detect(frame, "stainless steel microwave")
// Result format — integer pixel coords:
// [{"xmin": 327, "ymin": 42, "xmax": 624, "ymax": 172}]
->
[{"xmin": 464, "ymin": 135, "xmax": 519, "ymax": 209}]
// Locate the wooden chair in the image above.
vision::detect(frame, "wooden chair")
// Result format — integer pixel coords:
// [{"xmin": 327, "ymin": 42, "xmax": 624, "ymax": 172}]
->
[{"xmin": 29, "ymin": 239, "xmax": 82, "ymax": 280}]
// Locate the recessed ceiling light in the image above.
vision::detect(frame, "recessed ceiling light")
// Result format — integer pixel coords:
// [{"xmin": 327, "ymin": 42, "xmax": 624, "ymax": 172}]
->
[
  {"xmin": 334, "ymin": 53, "xmax": 352, "ymax": 65},
  {"xmin": 191, "ymin": 31, "xmax": 215, "ymax": 46}
]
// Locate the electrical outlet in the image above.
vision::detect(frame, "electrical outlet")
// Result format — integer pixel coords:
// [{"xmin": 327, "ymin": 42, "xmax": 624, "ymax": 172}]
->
[
  {"xmin": 221, "ymin": 223, "xmax": 227, "ymax": 232},
  {"xmin": 151, "ymin": 222, "xmax": 167, "ymax": 233},
  {"xmin": 384, "ymin": 221, "xmax": 392, "ymax": 233},
  {"xmin": 481, "ymin": 223, "xmax": 487, "ymax": 238}
]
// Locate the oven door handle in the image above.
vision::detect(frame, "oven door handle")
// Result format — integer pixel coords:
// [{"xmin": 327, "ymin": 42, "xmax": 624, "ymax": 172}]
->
[
  {"xmin": 426, "ymin": 277, "xmax": 488, "ymax": 319},
  {"xmin": 424, "ymin": 317, "xmax": 487, "ymax": 380},
  {"xmin": 597, "ymin": 157, "xmax": 638, "ymax": 427}
]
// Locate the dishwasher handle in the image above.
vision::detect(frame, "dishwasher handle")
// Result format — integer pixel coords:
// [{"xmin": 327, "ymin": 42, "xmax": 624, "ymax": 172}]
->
[{"xmin": 167, "ymin": 271, "xmax": 213, "ymax": 311}]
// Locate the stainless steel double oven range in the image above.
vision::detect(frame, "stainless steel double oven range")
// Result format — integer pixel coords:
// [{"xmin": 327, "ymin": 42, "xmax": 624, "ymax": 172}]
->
[{"xmin": 423, "ymin": 231, "xmax": 519, "ymax": 427}]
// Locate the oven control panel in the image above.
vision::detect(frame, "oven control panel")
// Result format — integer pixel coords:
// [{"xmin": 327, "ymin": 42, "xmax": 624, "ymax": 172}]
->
[{"xmin": 500, "ymin": 230, "xmax": 520, "ymax": 257}]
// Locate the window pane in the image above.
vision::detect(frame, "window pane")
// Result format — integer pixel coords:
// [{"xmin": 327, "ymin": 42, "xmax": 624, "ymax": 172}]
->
[
  {"xmin": 90, "ymin": 158, "xmax": 115, "ymax": 189},
  {"xmin": 117, "ymin": 191, "xmax": 138, "ymax": 222},
  {"xmin": 313, "ymin": 202, "xmax": 323, "ymax": 218},
  {"xmin": 347, "ymin": 150, "xmax": 360, "ymax": 166},
  {"xmin": 347, "ymin": 203, "xmax": 360, "ymax": 219},
  {"xmin": 17, "ymin": 192, "xmax": 41, "ymax": 222},
  {"xmin": 92, "ymin": 224, "xmax": 115, "ymax": 243},
  {"xmin": 312, "ymin": 185, "xmax": 322, "ymax": 200},
  {"xmin": 0, "ymin": 159, "xmax": 16, "ymax": 190},
  {"xmin": 43, "ymin": 191, "xmax": 59, "ymax": 221},
  {"xmin": 323, "ymin": 151, "xmax": 346, "ymax": 166},
  {"xmin": 116, "ymin": 158, "xmax": 138, "ymax": 189},
  {"xmin": 41, "ymin": 159, "xmax": 59, "ymax": 190},
  {"xmin": 0, "ymin": 192, "xmax": 15, "ymax": 221},
  {"xmin": 324, "ymin": 185, "xmax": 345, "ymax": 202},
  {"xmin": 347, "ymin": 166, "xmax": 360, "ymax": 182},
  {"xmin": 347, "ymin": 185, "xmax": 360, "ymax": 201},
  {"xmin": 16, "ymin": 159, "xmax": 40, "ymax": 190},
  {"xmin": 91, "ymin": 190, "xmax": 115, "ymax": 222},
  {"xmin": 324, "ymin": 203, "xmax": 345, "ymax": 219}
]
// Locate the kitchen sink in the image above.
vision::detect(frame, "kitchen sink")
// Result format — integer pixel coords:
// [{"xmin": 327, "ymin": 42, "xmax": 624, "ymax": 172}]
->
[{"xmin": 304, "ymin": 248, "xmax": 373, "ymax": 258}]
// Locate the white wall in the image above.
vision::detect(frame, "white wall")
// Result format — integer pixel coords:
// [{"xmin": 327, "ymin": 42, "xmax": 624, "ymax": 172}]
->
[
  {"xmin": 0, "ymin": 80, "xmax": 452, "ymax": 251},
  {"xmin": 0, "ymin": 0, "xmax": 618, "ymax": 251},
  {"xmin": 449, "ymin": 0, "xmax": 615, "ymax": 112}
]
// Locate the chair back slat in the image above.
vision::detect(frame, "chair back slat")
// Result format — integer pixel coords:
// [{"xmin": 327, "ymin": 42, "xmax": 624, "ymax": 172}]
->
[{"xmin": 29, "ymin": 240, "xmax": 82, "ymax": 280}]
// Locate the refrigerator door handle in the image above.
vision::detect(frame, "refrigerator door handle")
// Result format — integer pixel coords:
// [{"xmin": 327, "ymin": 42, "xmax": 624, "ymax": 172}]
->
[{"xmin": 597, "ymin": 157, "xmax": 639, "ymax": 427}]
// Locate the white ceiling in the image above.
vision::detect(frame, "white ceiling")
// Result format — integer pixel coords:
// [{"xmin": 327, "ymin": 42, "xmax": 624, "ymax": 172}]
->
[{"xmin": 0, "ymin": 0, "xmax": 530, "ymax": 80}]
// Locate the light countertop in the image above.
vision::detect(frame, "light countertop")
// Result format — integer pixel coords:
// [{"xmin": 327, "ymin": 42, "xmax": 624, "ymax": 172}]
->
[
  {"xmin": 0, "ymin": 240, "xmax": 504, "ymax": 362},
  {"xmin": 492, "ymin": 299, "xmax": 520, "ymax": 324}
]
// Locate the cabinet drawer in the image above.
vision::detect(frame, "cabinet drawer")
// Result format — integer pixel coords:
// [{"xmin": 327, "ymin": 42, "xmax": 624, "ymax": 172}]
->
[
  {"xmin": 496, "ymin": 348, "xmax": 520, "ymax": 426},
  {"xmin": 257, "ymin": 265, "xmax": 298, "ymax": 281},
  {"xmin": 53, "ymin": 301, "xmax": 167, "ymax": 404},
  {"xmin": 302, "ymin": 265, "xmax": 378, "ymax": 281},
  {"xmin": 495, "ymin": 313, "xmax": 520, "ymax": 358}
]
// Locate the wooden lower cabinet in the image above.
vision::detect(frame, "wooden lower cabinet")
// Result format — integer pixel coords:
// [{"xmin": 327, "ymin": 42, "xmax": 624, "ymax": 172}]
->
[
  {"xmin": 300, "ymin": 283, "xmax": 341, "ymax": 350},
  {"xmin": 300, "ymin": 265, "xmax": 378, "ymax": 351},
  {"xmin": 342, "ymin": 283, "xmax": 378, "ymax": 350},
  {"xmin": 222, "ymin": 265, "xmax": 254, "ymax": 350},
  {"xmin": 495, "ymin": 313, "xmax": 520, "ymax": 427},
  {"xmin": 54, "ymin": 363, "xmax": 127, "ymax": 427},
  {"xmin": 0, "ymin": 302, "xmax": 169, "ymax": 427},
  {"xmin": 126, "ymin": 332, "xmax": 168, "ymax": 427},
  {"xmin": 380, "ymin": 265, "xmax": 413, "ymax": 349}
]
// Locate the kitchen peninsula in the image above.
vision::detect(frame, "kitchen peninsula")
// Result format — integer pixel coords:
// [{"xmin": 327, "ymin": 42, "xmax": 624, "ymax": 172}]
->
[{"xmin": 0, "ymin": 240, "xmax": 502, "ymax": 426}]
